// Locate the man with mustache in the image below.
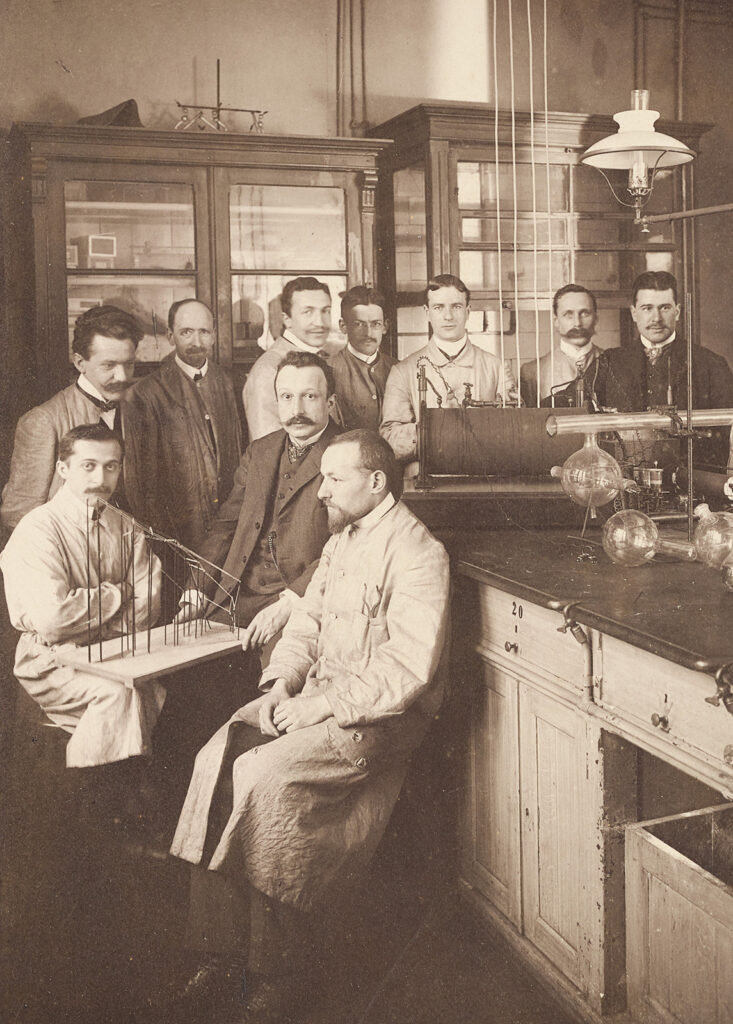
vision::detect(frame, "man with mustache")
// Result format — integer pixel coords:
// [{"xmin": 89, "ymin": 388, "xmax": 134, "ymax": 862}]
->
[
  {"xmin": 520, "ymin": 284, "xmax": 603, "ymax": 407},
  {"xmin": 0, "ymin": 424, "xmax": 164, "ymax": 768},
  {"xmin": 169, "ymin": 430, "xmax": 449, "ymax": 1022},
  {"xmin": 243, "ymin": 277, "xmax": 337, "ymax": 440},
  {"xmin": 1, "ymin": 305, "xmax": 142, "ymax": 532},
  {"xmin": 124, "ymin": 299, "xmax": 242, "ymax": 554},
  {"xmin": 184, "ymin": 350, "xmax": 339, "ymax": 671},
  {"xmin": 594, "ymin": 271, "xmax": 733, "ymax": 467}
]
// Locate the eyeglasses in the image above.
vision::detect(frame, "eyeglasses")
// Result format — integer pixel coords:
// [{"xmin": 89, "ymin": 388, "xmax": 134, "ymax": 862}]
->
[{"xmin": 349, "ymin": 320, "xmax": 385, "ymax": 333}]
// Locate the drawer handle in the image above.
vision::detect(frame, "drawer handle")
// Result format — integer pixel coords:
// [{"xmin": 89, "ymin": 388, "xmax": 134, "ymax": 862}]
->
[
  {"xmin": 651, "ymin": 712, "xmax": 670, "ymax": 732},
  {"xmin": 504, "ymin": 641, "xmax": 518, "ymax": 654}
]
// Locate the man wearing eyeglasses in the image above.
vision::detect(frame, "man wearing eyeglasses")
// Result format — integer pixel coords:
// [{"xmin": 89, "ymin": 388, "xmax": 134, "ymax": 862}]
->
[{"xmin": 329, "ymin": 285, "xmax": 395, "ymax": 431}]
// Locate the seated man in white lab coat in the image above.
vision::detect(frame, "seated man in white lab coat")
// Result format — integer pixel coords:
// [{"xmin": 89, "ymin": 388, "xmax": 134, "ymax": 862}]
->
[
  {"xmin": 168, "ymin": 429, "xmax": 450, "ymax": 1023},
  {"xmin": 0, "ymin": 423, "xmax": 164, "ymax": 769}
]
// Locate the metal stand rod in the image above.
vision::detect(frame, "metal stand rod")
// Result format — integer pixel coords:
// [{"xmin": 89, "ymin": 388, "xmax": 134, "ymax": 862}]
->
[
  {"xmin": 96, "ymin": 512, "xmax": 103, "ymax": 663},
  {"xmin": 686, "ymin": 296, "xmax": 694, "ymax": 541},
  {"xmin": 86, "ymin": 502, "xmax": 92, "ymax": 662}
]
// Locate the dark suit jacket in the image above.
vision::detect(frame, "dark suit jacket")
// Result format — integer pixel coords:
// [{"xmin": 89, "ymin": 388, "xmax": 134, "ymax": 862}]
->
[
  {"xmin": 595, "ymin": 338, "xmax": 733, "ymax": 413},
  {"xmin": 124, "ymin": 354, "xmax": 242, "ymax": 553},
  {"xmin": 199, "ymin": 419, "xmax": 339, "ymax": 614},
  {"xmin": 595, "ymin": 338, "xmax": 733, "ymax": 467}
]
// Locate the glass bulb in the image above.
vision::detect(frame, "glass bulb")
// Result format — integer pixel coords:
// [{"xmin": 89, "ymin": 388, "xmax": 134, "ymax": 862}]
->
[
  {"xmin": 552, "ymin": 434, "xmax": 632, "ymax": 514},
  {"xmin": 693, "ymin": 503, "xmax": 733, "ymax": 569}
]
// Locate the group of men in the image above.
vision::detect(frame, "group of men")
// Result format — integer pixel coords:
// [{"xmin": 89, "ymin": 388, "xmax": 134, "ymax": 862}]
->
[
  {"xmin": 2, "ymin": 266, "xmax": 733, "ymax": 1021},
  {"xmin": 0, "ymin": 282, "xmax": 453, "ymax": 1022}
]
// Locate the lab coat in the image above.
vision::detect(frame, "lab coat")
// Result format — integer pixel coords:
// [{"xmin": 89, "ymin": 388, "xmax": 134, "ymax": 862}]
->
[
  {"xmin": 0, "ymin": 486, "xmax": 164, "ymax": 767},
  {"xmin": 170, "ymin": 498, "xmax": 450, "ymax": 910}
]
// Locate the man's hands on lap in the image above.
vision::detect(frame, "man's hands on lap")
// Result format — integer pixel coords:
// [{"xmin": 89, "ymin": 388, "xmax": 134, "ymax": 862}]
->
[{"xmin": 273, "ymin": 693, "xmax": 331, "ymax": 733}]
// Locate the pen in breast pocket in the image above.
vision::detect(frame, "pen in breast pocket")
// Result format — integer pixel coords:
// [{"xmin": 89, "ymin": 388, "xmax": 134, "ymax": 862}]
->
[{"xmin": 361, "ymin": 583, "xmax": 382, "ymax": 618}]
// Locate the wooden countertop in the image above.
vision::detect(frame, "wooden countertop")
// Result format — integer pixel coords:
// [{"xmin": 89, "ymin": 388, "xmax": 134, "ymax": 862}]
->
[{"xmin": 454, "ymin": 528, "xmax": 733, "ymax": 675}]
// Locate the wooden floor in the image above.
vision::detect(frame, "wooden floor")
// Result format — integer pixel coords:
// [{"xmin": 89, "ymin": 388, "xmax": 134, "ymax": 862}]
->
[{"xmin": 0, "ymin": 755, "xmax": 577, "ymax": 1024}]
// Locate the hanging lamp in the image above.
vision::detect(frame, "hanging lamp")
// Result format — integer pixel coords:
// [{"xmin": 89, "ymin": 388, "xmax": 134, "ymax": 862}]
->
[{"xmin": 580, "ymin": 89, "xmax": 694, "ymax": 222}]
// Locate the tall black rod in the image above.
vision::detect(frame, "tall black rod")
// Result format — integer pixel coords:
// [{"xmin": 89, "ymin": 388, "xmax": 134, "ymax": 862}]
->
[
  {"xmin": 130, "ymin": 523, "xmax": 136, "ymax": 654},
  {"xmin": 86, "ymin": 502, "xmax": 92, "ymax": 662},
  {"xmin": 96, "ymin": 511, "xmax": 103, "ymax": 663},
  {"xmin": 120, "ymin": 512, "xmax": 126, "ymax": 655},
  {"xmin": 147, "ymin": 537, "xmax": 153, "ymax": 654},
  {"xmin": 686, "ymin": 296, "xmax": 694, "ymax": 541}
]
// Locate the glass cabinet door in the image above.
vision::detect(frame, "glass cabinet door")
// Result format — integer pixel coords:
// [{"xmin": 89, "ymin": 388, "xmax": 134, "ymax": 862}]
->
[
  {"xmin": 450, "ymin": 150, "xmax": 682, "ymax": 375},
  {"xmin": 63, "ymin": 180, "xmax": 199, "ymax": 362},
  {"xmin": 44, "ymin": 162, "xmax": 211, "ymax": 370},
  {"xmin": 215, "ymin": 168, "xmax": 361, "ymax": 367}
]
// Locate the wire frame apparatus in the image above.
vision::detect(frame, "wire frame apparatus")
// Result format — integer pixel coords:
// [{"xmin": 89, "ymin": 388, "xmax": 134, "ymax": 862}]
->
[{"xmin": 58, "ymin": 500, "xmax": 243, "ymax": 688}]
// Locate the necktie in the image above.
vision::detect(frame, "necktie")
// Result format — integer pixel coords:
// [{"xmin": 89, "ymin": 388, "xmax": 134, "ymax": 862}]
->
[
  {"xmin": 76, "ymin": 382, "xmax": 117, "ymax": 414},
  {"xmin": 287, "ymin": 439, "xmax": 315, "ymax": 463},
  {"xmin": 646, "ymin": 346, "xmax": 662, "ymax": 366},
  {"xmin": 193, "ymin": 372, "xmax": 203, "ymax": 382},
  {"xmin": 575, "ymin": 357, "xmax": 587, "ymax": 377}
]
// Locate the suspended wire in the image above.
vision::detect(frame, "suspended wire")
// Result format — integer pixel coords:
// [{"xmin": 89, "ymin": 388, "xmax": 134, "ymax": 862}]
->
[
  {"xmin": 493, "ymin": 0, "xmax": 506, "ymax": 406},
  {"xmin": 543, "ymin": 0, "xmax": 555, "ymax": 404},
  {"xmin": 527, "ymin": 0, "xmax": 540, "ymax": 407},
  {"xmin": 507, "ymin": 0, "xmax": 522, "ymax": 390}
]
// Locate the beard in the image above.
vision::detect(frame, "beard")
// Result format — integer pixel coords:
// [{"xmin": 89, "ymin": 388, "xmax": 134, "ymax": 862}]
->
[{"xmin": 325, "ymin": 504, "xmax": 357, "ymax": 534}]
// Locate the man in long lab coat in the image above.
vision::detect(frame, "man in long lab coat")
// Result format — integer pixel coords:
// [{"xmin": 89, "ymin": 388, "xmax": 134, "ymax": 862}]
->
[
  {"xmin": 0, "ymin": 423, "xmax": 163, "ymax": 768},
  {"xmin": 169, "ymin": 429, "xmax": 450, "ymax": 1023}
]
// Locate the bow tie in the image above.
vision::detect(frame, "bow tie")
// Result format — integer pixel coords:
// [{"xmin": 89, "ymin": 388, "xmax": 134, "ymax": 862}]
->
[
  {"xmin": 287, "ymin": 439, "xmax": 315, "ymax": 463},
  {"xmin": 77, "ymin": 383, "xmax": 118, "ymax": 413}
]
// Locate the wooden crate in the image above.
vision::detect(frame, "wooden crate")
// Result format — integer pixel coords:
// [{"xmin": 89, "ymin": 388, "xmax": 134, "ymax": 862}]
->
[{"xmin": 626, "ymin": 803, "xmax": 733, "ymax": 1023}]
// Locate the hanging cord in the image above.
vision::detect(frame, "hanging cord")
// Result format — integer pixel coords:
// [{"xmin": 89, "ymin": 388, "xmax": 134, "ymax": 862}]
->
[
  {"xmin": 543, "ymin": 0, "xmax": 555, "ymax": 403},
  {"xmin": 527, "ymin": 0, "xmax": 540, "ymax": 407},
  {"xmin": 493, "ymin": 0, "xmax": 506, "ymax": 405},
  {"xmin": 508, "ymin": 0, "xmax": 522, "ymax": 395}
]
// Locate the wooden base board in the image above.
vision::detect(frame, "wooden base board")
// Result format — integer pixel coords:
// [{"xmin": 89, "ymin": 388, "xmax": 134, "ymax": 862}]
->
[{"xmin": 56, "ymin": 621, "xmax": 242, "ymax": 687}]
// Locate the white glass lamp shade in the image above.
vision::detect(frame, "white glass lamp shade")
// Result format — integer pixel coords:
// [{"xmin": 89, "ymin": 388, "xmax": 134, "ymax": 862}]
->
[{"xmin": 581, "ymin": 109, "xmax": 695, "ymax": 171}]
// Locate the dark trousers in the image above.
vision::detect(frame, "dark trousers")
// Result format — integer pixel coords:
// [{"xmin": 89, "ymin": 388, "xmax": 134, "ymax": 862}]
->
[{"xmin": 186, "ymin": 720, "xmax": 315, "ymax": 975}]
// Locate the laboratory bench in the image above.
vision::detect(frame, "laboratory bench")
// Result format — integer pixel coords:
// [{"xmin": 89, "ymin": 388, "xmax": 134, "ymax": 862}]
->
[{"xmin": 447, "ymin": 524, "xmax": 733, "ymax": 1024}]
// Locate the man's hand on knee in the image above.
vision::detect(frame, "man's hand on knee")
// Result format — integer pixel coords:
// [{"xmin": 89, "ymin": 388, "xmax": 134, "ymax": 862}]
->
[
  {"xmin": 273, "ymin": 693, "xmax": 332, "ymax": 733},
  {"xmin": 240, "ymin": 599, "xmax": 291, "ymax": 652}
]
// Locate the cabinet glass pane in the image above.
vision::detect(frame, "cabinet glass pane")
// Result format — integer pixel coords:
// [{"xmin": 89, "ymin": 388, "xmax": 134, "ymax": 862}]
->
[
  {"xmin": 574, "ymin": 252, "xmax": 624, "ymax": 290},
  {"xmin": 575, "ymin": 163, "xmax": 677, "ymax": 215},
  {"xmin": 229, "ymin": 185, "xmax": 346, "ymax": 271},
  {"xmin": 64, "ymin": 182, "xmax": 195, "ymax": 271},
  {"xmin": 457, "ymin": 162, "xmax": 568, "ymax": 212},
  {"xmin": 393, "ymin": 165, "xmax": 427, "ymax": 291},
  {"xmin": 231, "ymin": 274, "xmax": 347, "ymax": 356},
  {"xmin": 396, "ymin": 306, "xmax": 427, "ymax": 360},
  {"xmin": 460, "ymin": 250, "xmax": 569, "ymax": 293},
  {"xmin": 67, "ymin": 275, "xmax": 196, "ymax": 362},
  {"xmin": 462, "ymin": 217, "xmax": 567, "ymax": 245},
  {"xmin": 576, "ymin": 217, "xmax": 675, "ymax": 246}
]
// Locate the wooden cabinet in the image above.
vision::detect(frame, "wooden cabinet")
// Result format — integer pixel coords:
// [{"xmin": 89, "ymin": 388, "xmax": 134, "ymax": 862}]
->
[
  {"xmin": 457, "ymin": 566, "xmax": 733, "ymax": 1022},
  {"xmin": 2, "ymin": 123, "xmax": 390, "ymax": 422},
  {"xmin": 369, "ymin": 102, "xmax": 709, "ymax": 367},
  {"xmin": 459, "ymin": 577, "xmax": 614, "ymax": 1010},
  {"xmin": 461, "ymin": 657, "xmax": 521, "ymax": 928}
]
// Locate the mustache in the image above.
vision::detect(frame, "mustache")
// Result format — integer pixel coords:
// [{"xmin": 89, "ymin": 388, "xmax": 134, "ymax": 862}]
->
[
  {"xmin": 566, "ymin": 328, "xmax": 591, "ymax": 337},
  {"xmin": 105, "ymin": 382, "xmax": 131, "ymax": 392},
  {"xmin": 285, "ymin": 415, "xmax": 315, "ymax": 426}
]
